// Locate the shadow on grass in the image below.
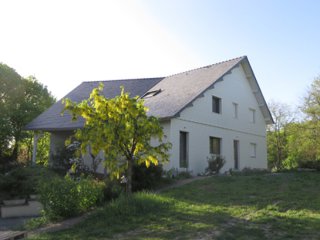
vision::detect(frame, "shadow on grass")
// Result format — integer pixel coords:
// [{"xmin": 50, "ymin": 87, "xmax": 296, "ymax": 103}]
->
[{"xmin": 162, "ymin": 172, "xmax": 320, "ymax": 212}]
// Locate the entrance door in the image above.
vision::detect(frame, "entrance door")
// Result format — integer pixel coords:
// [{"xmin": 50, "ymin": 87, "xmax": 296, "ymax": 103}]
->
[{"xmin": 233, "ymin": 140, "xmax": 239, "ymax": 170}]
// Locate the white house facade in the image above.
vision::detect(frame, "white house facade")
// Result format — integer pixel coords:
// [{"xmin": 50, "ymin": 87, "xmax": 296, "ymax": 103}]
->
[
  {"xmin": 163, "ymin": 64, "xmax": 269, "ymax": 174},
  {"xmin": 25, "ymin": 56, "xmax": 273, "ymax": 175}
]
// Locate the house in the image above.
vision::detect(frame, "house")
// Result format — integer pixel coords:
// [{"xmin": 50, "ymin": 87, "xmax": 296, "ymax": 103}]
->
[{"xmin": 25, "ymin": 56, "xmax": 273, "ymax": 174}]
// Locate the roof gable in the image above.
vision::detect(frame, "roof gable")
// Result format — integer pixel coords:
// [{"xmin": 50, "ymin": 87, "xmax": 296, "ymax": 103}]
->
[{"xmin": 144, "ymin": 56, "xmax": 245, "ymax": 119}]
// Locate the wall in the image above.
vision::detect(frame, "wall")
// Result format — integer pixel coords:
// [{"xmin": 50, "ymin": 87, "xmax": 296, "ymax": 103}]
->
[
  {"xmin": 168, "ymin": 65, "xmax": 268, "ymax": 174},
  {"xmin": 49, "ymin": 121, "xmax": 172, "ymax": 175},
  {"xmin": 49, "ymin": 131, "xmax": 73, "ymax": 162}
]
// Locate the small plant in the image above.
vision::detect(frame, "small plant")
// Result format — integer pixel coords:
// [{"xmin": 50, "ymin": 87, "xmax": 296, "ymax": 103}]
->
[{"xmin": 206, "ymin": 155, "xmax": 226, "ymax": 175}]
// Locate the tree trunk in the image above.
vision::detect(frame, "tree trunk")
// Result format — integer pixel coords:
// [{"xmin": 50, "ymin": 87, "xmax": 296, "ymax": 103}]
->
[
  {"xmin": 126, "ymin": 156, "xmax": 133, "ymax": 195},
  {"xmin": 10, "ymin": 140, "xmax": 19, "ymax": 161}
]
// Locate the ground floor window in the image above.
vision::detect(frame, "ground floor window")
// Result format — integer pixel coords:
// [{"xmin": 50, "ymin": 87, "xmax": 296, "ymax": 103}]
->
[
  {"xmin": 209, "ymin": 137, "xmax": 221, "ymax": 155},
  {"xmin": 179, "ymin": 131, "xmax": 188, "ymax": 168},
  {"xmin": 250, "ymin": 143, "xmax": 256, "ymax": 158}
]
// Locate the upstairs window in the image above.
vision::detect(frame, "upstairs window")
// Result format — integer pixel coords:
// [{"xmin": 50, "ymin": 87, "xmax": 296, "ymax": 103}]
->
[
  {"xmin": 210, "ymin": 137, "xmax": 221, "ymax": 155},
  {"xmin": 212, "ymin": 96, "xmax": 221, "ymax": 114},
  {"xmin": 249, "ymin": 108, "xmax": 256, "ymax": 123},
  {"xmin": 233, "ymin": 102, "xmax": 238, "ymax": 119}
]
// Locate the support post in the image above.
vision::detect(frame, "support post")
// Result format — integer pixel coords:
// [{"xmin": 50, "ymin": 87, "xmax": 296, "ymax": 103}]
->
[{"xmin": 32, "ymin": 132, "xmax": 41, "ymax": 165}]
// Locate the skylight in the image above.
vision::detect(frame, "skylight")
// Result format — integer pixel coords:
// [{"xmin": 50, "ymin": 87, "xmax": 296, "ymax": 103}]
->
[{"xmin": 141, "ymin": 89, "xmax": 162, "ymax": 98}]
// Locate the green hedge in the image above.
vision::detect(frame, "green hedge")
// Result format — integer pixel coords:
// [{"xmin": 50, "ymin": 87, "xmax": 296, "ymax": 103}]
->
[{"xmin": 38, "ymin": 176, "xmax": 105, "ymax": 220}]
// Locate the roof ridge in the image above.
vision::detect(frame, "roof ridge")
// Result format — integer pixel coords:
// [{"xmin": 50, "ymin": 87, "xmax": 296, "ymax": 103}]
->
[
  {"xmin": 82, "ymin": 77, "xmax": 164, "ymax": 84},
  {"xmin": 165, "ymin": 56, "xmax": 246, "ymax": 79}
]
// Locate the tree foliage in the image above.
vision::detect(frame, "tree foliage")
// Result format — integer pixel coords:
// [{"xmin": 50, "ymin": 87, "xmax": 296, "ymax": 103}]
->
[
  {"xmin": 64, "ymin": 84, "xmax": 171, "ymax": 194},
  {"xmin": 267, "ymin": 76, "xmax": 320, "ymax": 170},
  {"xmin": 0, "ymin": 63, "xmax": 55, "ymax": 165},
  {"xmin": 267, "ymin": 101, "xmax": 295, "ymax": 169}
]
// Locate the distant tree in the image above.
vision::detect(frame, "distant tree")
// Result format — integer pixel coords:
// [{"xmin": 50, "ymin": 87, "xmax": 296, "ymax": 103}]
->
[
  {"xmin": 303, "ymin": 76, "xmax": 320, "ymax": 121},
  {"xmin": 64, "ymin": 84, "xmax": 171, "ymax": 194},
  {"xmin": 299, "ymin": 76, "xmax": 320, "ymax": 162},
  {"xmin": 0, "ymin": 63, "xmax": 55, "ymax": 164},
  {"xmin": 267, "ymin": 101, "xmax": 295, "ymax": 170}
]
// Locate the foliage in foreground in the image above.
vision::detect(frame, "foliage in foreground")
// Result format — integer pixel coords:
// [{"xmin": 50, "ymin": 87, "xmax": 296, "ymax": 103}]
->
[
  {"xmin": 38, "ymin": 176, "xmax": 105, "ymax": 220},
  {"xmin": 29, "ymin": 172, "xmax": 320, "ymax": 240},
  {"xmin": 63, "ymin": 84, "xmax": 171, "ymax": 194}
]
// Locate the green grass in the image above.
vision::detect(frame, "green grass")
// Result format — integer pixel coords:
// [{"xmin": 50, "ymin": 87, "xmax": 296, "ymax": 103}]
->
[{"xmin": 28, "ymin": 172, "xmax": 320, "ymax": 239}]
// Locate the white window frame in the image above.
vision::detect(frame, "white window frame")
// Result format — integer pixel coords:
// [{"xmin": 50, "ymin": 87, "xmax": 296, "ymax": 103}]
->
[
  {"xmin": 249, "ymin": 108, "xmax": 256, "ymax": 123},
  {"xmin": 250, "ymin": 143, "xmax": 256, "ymax": 158}
]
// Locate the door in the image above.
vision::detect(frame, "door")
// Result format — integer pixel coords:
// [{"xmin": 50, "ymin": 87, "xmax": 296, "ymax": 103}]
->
[{"xmin": 233, "ymin": 140, "xmax": 239, "ymax": 170}]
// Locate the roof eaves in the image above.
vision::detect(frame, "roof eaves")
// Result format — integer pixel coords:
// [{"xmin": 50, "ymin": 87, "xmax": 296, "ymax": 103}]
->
[{"xmin": 240, "ymin": 57, "xmax": 274, "ymax": 124}]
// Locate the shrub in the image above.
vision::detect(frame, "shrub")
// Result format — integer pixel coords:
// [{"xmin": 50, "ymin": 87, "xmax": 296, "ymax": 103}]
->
[
  {"xmin": 103, "ymin": 179, "xmax": 123, "ymax": 201},
  {"xmin": 229, "ymin": 167, "xmax": 270, "ymax": 176},
  {"xmin": 206, "ymin": 155, "xmax": 226, "ymax": 175},
  {"xmin": 0, "ymin": 165, "xmax": 57, "ymax": 200},
  {"xmin": 38, "ymin": 175, "xmax": 105, "ymax": 220},
  {"xmin": 298, "ymin": 160, "xmax": 320, "ymax": 171},
  {"xmin": 132, "ymin": 163, "xmax": 163, "ymax": 191}
]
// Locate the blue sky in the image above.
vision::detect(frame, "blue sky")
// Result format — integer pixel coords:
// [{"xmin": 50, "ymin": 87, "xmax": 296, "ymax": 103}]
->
[{"xmin": 1, "ymin": 0, "xmax": 320, "ymax": 108}]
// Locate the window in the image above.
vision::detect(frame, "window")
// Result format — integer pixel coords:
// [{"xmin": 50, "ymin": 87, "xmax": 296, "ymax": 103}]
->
[
  {"xmin": 179, "ymin": 131, "xmax": 188, "ymax": 168},
  {"xmin": 234, "ymin": 140, "xmax": 239, "ymax": 169},
  {"xmin": 249, "ymin": 108, "xmax": 256, "ymax": 123},
  {"xmin": 250, "ymin": 143, "xmax": 256, "ymax": 158},
  {"xmin": 209, "ymin": 137, "xmax": 221, "ymax": 155},
  {"xmin": 233, "ymin": 102, "xmax": 238, "ymax": 119},
  {"xmin": 212, "ymin": 96, "xmax": 221, "ymax": 114}
]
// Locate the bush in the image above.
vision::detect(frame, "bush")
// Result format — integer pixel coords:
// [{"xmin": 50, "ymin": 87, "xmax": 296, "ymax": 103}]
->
[
  {"xmin": 229, "ymin": 167, "xmax": 270, "ymax": 176},
  {"xmin": 298, "ymin": 160, "xmax": 320, "ymax": 171},
  {"xmin": 0, "ymin": 165, "xmax": 57, "ymax": 200},
  {"xmin": 132, "ymin": 164, "xmax": 163, "ymax": 191},
  {"xmin": 206, "ymin": 155, "xmax": 226, "ymax": 175},
  {"xmin": 103, "ymin": 179, "xmax": 123, "ymax": 201},
  {"xmin": 38, "ymin": 175, "xmax": 105, "ymax": 220}
]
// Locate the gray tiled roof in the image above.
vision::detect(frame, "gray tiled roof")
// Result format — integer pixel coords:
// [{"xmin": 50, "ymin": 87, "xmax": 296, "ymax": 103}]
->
[
  {"xmin": 25, "ymin": 78, "xmax": 163, "ymax": 131},
  {"xmin": 143, "ymin": 57, "xmax": 245, "ymax": 119},
  {"xmin": 25, "ymin": 56, "xmax": 273, "ymax": 131}
]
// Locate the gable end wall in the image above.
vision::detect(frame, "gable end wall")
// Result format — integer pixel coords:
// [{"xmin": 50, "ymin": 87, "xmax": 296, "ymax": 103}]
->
[{"xmin": 166, "ymin": 66, "xmax": 268, "ymax": 174}]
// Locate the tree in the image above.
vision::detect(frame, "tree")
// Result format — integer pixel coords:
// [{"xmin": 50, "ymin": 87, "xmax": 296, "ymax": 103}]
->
[
  {"xmin": 267, "ymin": 101, "xmax": 295, "ymax": 169},
  {"xmin": 299, "ymin": 76, "xmax": 320, "ymax": 162},
  {"xmin": 64, "ymin": 84, "xmax": 171, "ymax": 194},
  {"xmin": 0, "ymin": 63, "xmax": 55, "ymax": 163}
]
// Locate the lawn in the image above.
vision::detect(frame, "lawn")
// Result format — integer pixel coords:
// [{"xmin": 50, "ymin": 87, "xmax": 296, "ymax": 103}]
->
[{"xmin": 28, "ymin": 172, "xmax": 320, "ymax": 239}]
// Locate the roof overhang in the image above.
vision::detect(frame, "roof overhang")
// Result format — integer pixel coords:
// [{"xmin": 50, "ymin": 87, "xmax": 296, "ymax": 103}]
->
[{"xmin": 240, "ymin": 57, "xmax": 274, "ymax": 124}]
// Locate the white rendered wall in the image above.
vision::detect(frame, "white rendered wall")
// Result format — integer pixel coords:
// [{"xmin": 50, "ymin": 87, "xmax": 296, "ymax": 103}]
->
[
  {"xmin": 49, "ymin": 131, "xmax": 72, "ymax": 156},
  {"xmin": 167, "ymin": 66, "xmax": 268, "ymax": 174}
]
